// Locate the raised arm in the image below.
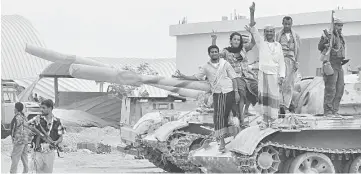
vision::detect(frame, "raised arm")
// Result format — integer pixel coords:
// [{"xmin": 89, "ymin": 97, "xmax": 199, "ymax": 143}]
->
[
  {"xmin": 248, "ymin": 2, "xmax": 263, "ymax": 45},
  {"xmin": 244, "ymin": 32, "xmax": 256, "ymax": 52},
  {"xmin": 211, "ymin": 30, "xmax": 217, "ymax": 45}
]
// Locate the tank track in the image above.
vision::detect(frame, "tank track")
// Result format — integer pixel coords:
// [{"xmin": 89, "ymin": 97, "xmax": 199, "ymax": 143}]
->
[
  {"xmin": 232, "ymin": 140, "xmax": 361, "ymax": 173},
  {"xmin": 139, "ymin": 130, "xmax": 208, "ymax": 173},
  {"xmin": 166, "ymin": 130, "xmax": 208, "ymax": 173},
  {"xmin": 142, "ymin": 146, "xmax": 183, "ymax": 173}
]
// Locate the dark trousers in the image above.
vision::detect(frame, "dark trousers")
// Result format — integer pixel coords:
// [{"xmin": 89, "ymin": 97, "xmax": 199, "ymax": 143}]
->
[
  {"xmin": 213, "ymin": 91, "xmax": 235, "ymax": 138},
  {"xmin": 323, "ymin": 59, "xmax": 344, "ymax": 115}
]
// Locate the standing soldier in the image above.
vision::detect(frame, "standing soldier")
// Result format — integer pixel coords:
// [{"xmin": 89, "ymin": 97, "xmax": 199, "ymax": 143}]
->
[
  {"xmin": 276, "ymin": 16, "xmax": 301, "ymax": 114},
  {"xmin": 28, "ymin": 99, "xmax": 65, "ymax": 173},
  {"xmin": 10, "ymin": 102, "xmax": 31, "ymax": 174},
  {"xmin": 318, "ymin": 18, "xmax": 348, "ymax": 117}
]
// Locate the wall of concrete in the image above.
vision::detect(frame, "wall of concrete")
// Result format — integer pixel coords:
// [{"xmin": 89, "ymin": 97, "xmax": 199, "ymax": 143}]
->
[
  {"xmin": 171, "ymin": 9, "xmax": 361, "ymax": 76},
  {"xmin": 175, "ymin": 24, "xmax": 361, "ymax": 76}
]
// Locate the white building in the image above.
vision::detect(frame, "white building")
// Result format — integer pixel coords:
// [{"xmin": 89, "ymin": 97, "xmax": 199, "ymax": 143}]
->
[{"xmin": 170, "ymin": 9, "xmax": 361, "ymax": 77}]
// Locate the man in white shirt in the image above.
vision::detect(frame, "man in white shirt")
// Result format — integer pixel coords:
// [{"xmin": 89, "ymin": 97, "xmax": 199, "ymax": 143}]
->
[{"xmin": 247, "ymin": 2, "xmax": 286, "ymax": 126}]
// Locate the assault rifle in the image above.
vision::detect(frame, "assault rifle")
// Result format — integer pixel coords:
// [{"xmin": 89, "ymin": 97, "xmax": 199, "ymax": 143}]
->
[
  {"xmin": 27, "ymin": 122, "xmax": 63, "ymax": 158},
  {"xmin": 322, "ymin": 27, "xmax": 349, "ymax": 66}
]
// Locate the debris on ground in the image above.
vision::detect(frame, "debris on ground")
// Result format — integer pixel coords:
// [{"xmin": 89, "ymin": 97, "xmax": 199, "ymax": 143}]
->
[
  {"xmin": 62, "ymin": 126, "xmax": 125, "ymax": 152},
  {"xmin": 2, "ymin": 126, "xmax": 125, "ymax": 154}
]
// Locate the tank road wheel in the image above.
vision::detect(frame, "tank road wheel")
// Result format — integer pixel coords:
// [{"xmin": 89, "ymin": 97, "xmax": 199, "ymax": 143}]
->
[
  {"xmin": 255, "ymin": 146, "xmax": 281, "ymax": 173},
  {"xmin": 288, "ymin": 152, "xmax": 335, "ymax": 173},
  {"xmin": 348, "ymin": 156, "xmax": 361, "ymax": 173}
]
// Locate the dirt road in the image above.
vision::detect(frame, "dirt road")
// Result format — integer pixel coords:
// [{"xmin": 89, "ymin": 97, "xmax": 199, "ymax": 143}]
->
[{"xmin": 1, "ymin": 150, "xmax": 164, "ymax": 173}]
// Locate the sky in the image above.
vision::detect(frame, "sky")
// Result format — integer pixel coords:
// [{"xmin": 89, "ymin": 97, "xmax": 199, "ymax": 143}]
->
[{"xmin": 2, "ymin": 0, "xmax": 361, "ymax": 58}]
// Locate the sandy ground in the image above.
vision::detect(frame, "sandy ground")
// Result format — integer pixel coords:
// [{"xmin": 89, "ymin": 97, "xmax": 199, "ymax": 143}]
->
[
  {"xmin": 1, "ymin": 150, "xmax": 164, "ymax": 173},
  {"xmin": 1, "ymin": 126, "xmax": 165, "ymax": 173}
]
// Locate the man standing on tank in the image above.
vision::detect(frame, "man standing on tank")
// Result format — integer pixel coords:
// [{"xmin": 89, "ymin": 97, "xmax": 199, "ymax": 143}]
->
[
  {"xmin": 176, "ymin": 45, "xmax": 240, "ymax": 152},
  {"xmin": 247, "ymin": 2, "xmax": 286, "ymax": 126},
  {"xmin": 276, "ymin": 16, "xmax": 301, "ymax": 114},
  {"xmin": 318, "ymin": 18, "xmax": 348, "ymax": 117}
]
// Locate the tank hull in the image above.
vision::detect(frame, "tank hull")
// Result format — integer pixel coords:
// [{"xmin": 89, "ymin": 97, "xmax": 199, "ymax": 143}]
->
[
  {"xmin": 189, "ymin": 115, "xmax": 361, "ymax": 173},
  {"xmin": 293, "ymin": 75, "xmax": 361, "ymax": 116}
]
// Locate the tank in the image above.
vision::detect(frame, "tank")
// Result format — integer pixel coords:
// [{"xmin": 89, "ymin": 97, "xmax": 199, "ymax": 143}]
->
[
  {"xmin": 26, "ymin": 45, "xmax": 361, "ymax": 173},
  {"xmin": 189, "ymin": 115, "xmax": 361, "ymax": 173},
  {"xmin": 189, "ymin": 72, "xmax": 361, "ymax": 173},
  {"xmin": 25, "ymin": 45, "xmax": 223, "ymax": 172},
  {"xmin": 122, "ymin": 109, "xmax": 214, "ymax": 172}
]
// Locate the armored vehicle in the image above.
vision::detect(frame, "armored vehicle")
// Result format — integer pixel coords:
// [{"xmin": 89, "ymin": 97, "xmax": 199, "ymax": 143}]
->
[{"xmin": 26, "ymin": 45, "xmax": 361, "ymax": 173}]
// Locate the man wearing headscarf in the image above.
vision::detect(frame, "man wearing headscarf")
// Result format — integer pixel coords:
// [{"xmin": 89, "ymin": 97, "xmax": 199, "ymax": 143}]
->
[
  {"xmin": 276, "ymin": 16, "xmax": 301, "ymax": 114},
  {"xmin": 247, "ymin": 2, "xmax": 286, "ymax": 126},
  {"xmin": 318, "ymin": 18, "xmax": 348, "ymax": 117}
]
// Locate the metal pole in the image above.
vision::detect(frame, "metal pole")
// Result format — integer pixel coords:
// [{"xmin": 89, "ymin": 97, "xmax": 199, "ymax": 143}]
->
[{"xmin": 54, "ymin": 77, "xmax": 59, "ymax": 107}]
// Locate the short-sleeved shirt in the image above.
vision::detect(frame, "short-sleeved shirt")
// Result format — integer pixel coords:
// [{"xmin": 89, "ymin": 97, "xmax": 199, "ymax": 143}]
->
[
  {"xmin": 12, "ymin": 113, "xmax": 32, "ymax": 145},
  {"xmin": 193, "ymin": 58, "xmax": 236, "ymax": 94},
  {"xmin": 279, "ymin": 33, "xmax": 296, "ymax": 59},
  {"xmin": 29, "ymin": 115, "xmax": 65, "ymax": 147}
]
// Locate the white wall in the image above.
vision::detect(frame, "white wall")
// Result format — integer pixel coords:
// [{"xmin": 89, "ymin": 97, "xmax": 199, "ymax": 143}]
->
[
  {"xmin": 175, "ymin": 23, "xmax": 361, "ymax": 76},
  {"xmin": 298, "ymin": 35, "xmax": 361, "ymax": 77}
]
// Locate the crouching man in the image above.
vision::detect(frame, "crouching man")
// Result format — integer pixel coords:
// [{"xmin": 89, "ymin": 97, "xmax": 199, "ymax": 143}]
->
[
  {"xmin": 176, "ymin": 45, "xmax": 239, "ymax": 152},
  {"xmin": 28, "ymin": 99, "xmax": 65, "ymax": 173}
]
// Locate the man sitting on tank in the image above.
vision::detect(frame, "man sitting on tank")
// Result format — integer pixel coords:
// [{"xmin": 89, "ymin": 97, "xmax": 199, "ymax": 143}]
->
[{"xmin": 175, "ymin": 45, "xmax": 240, "ymax": 152}]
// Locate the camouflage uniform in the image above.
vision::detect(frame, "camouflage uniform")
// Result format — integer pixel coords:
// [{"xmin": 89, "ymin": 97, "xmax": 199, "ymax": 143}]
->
[{"xmin": 10, "ymin": 113, "xmax": 32, "ymax": 174}]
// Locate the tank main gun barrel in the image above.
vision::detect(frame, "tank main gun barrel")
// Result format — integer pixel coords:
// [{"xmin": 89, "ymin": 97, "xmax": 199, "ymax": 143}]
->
[
  {"xmin": 69, "ymin": 64, "xmax": 211, "ymax": 92},
  {"xmin": 149, "ymin": 84, "xmax": 205, "ymax": 99},
  {"xmin": 25, "ymin": 44, "xmax": 111, "ymax": 68},
  {"xmin": 26, "ymin": 45, "xmax": 212, "ymax": 97}
]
